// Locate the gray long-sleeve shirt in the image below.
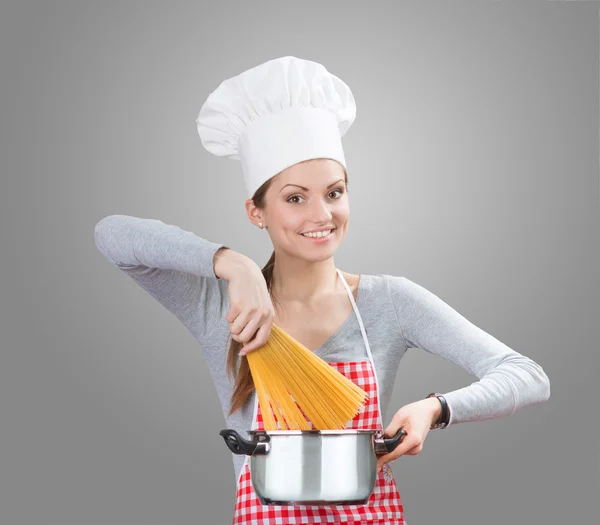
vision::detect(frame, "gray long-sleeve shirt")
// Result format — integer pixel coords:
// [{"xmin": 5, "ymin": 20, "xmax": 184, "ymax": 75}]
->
[{"xmin": 93, "ymin": 214, "xmax": 551, "ymax": 481}]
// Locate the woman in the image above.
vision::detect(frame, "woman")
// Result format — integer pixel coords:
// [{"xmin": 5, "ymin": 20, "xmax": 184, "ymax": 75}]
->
[{"xmin": 94, "ymin": 56, "xmax": 551, "ymax": 525}]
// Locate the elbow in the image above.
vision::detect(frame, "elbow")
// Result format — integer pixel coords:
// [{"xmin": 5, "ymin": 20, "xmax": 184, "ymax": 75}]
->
[
  {"xmin": 497, "ymin": 354, "xmax": 551, "ymax": 409},
  {"xmin": 93, "ymin": 214, "xmax": 129, "ymax": 266},
  {"xmin": 94, "ymin": 218, "xmax": 108, "ymax": 255},
  {"xmin": 521, "ymin": 360, "xmax": 551, "ymax": 406},
  {"xmin": 537, "ymin": 367, "xmax": 551, "ymax": 402},
  {"xmin": 94, "ymin": 215, "xmax": 117, "ymax": 245},
  {"xmin": 94, "ymin": 217, "xmax": 114, "ymax": 263}
]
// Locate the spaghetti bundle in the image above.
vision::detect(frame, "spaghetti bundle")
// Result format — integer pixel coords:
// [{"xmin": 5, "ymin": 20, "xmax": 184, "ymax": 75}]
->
[{"xmin": 245, "ymin": 323, "xmax": 369, "ymax": 430}]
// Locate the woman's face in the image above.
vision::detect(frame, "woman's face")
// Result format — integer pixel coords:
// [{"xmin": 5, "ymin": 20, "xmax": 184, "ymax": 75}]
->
[{"xmin": 260, "ymin": 159, "xmax": 349, "ymax": 261}]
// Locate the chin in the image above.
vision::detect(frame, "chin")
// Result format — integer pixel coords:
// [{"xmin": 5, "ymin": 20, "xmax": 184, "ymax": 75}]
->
[
  {"xmin": 312, "ymin": 252, "xmax": 336, "ymax": 262},
  {"xmin": 300, "ymin": 244, "xmax": 339, "ymax": 261}
]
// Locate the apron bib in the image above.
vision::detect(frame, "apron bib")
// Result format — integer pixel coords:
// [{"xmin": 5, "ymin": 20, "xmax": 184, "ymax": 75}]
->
[{"xmin": 231, "ymin": 269, "xmax": 407, "ymax": 524}]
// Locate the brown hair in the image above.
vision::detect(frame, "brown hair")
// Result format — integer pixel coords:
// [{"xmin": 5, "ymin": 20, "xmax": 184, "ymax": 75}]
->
[{"xmin": 226, "ymin": 161, "xmax": 348, "ymax": 416}]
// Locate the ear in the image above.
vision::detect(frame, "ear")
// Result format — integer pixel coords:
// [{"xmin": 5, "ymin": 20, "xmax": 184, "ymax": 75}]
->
[{"xmin": 245, "ymin": 198, "xmax": 263, "ymax": 227}]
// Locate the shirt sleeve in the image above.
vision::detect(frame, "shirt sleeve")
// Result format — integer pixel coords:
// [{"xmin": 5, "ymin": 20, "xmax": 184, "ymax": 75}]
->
[
  {"xmin": 93, "ymin": 214, "xmax": 230, "ymax": 339},
  {"xmin": 386, "ymin": 274, "xmax": 551, "ymax": 427}
]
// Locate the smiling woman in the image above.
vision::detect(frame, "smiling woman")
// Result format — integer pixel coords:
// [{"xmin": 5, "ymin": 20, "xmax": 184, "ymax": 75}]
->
[{"xmin": 95, "ymin": 55, "xmax": 550, "ymax": 525}]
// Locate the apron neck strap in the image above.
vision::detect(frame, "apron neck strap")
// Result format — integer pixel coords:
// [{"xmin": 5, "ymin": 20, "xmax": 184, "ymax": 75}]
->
[{"xmin": 336, "ymin": 269, "xmax": 384, "ymax": 427}]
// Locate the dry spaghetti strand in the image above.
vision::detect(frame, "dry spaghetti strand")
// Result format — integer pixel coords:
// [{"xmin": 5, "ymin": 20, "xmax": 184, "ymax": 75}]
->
[{"xmin": 245, "ymin": 322, "xmax": 368, "ymax": 430}]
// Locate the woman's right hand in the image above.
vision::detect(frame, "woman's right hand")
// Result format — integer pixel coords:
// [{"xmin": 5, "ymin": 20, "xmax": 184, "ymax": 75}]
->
[{"xmin": 213, "ymin": 248, "xmax": 275, "ymax": 356}]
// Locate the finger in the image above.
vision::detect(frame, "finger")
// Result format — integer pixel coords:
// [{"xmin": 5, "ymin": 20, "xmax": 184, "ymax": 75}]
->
[
  {"xmin": 392, "ymin": 435, "xmax": 421, "ymax": 458},
  {"xmin": 377, "ymin": 446, "xmax": 414, "ymax": 470},
  {"xmin": 403, "ymin": 442, "xmax": 424, "ymax": 456},
  {"xmin": 240, "ymin": 324, "xmax": 271, "ymax": 355},
  {"xmin": 376, "ymin": 434, "xmax": 420, "ymax": 470},
  {"xmin": 225, "ymin": 305, "xmax": 241, "ymax": 324},
  {"xmin": 235, "ymin": 317, "xmax": 261, "ymax": 346},
  {"xmin": 375, "ymin": 445, "xmax": 407, "ymax": 470},
  {"xmin": 384, "ymin": 412, "xmax": 406, "ymax": 438},
  {"xmin": 229, "ymin": 311, "xmax": 251, "ymax": 339},
  {"xmin": 376, "ymin": 449, "xmax": 404, "ymax": 471},
  {"xmin": 376, "ymin": 453, "xmax": 393, "ymax": 472}
]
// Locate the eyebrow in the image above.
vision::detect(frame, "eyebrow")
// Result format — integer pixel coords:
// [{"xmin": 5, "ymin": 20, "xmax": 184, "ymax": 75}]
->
[{"xmin": 279, "ymin": 179, "xmax": 345, "ymax": 193}]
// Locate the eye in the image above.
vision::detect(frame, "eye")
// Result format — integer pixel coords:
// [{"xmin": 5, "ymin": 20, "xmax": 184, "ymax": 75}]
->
[{"xmin": 286, "ymin": 187, "xmax": 345, "ymax": 204}]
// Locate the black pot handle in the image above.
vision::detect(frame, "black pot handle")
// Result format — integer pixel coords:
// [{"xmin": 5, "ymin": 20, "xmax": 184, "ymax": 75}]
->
[
  {"xmin": 219, "ymin": 429, "xmax": 270, "ymax": 456},
  {"xmin": 373, "ymin": 428, "xmax": 407, "ymax": 455}
]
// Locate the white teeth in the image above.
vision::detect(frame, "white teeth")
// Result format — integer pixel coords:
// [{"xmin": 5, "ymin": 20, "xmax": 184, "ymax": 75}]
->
[{"xmin": 302, "ymin": 229, "xmax": 332, "ymax": 238}]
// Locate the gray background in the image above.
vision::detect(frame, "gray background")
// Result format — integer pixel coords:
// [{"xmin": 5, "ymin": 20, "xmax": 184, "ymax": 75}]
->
[{"xmin": 1, "ymin": 1, "xmax": 598, "ymax": 524}]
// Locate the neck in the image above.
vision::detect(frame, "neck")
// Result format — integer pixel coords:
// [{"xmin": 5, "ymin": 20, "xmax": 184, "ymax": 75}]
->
[{"xmin": 270, "ymin": 253, "xmax": 339, "ymax": 304}]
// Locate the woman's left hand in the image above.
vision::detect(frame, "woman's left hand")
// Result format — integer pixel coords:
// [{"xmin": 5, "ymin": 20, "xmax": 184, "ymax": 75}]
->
[{"xmin": 376, "ymin": 397, "xmax": 441, "ymax": 472}]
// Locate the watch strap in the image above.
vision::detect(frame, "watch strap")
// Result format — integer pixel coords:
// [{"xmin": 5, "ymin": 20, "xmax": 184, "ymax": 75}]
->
[{"xmin": 426, "ymin": 392, "xmax": 449, "ymax": 429}]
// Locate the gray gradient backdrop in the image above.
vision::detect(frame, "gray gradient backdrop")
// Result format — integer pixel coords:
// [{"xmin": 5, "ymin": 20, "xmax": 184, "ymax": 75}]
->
[{"xmin": 1, "ymin": 1, "xmax": 599, "ymax": 524}]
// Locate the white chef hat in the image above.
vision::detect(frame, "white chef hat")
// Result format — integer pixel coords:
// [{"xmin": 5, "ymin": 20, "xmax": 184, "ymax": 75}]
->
[{"xmin": 195, "ymin": 56, "xmax": 356, "ymax": 199}]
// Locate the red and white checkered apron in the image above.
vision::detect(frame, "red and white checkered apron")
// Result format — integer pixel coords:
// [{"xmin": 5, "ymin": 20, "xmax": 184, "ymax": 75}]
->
[{"xmin": 231, "ymin": 358, "xmax": 407, "ymax": 524}]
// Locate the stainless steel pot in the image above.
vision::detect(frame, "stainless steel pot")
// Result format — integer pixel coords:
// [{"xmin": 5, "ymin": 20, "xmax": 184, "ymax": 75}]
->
[{"xmin": 220, "ymin": 428, "xmax": 407, "ymax": 506}]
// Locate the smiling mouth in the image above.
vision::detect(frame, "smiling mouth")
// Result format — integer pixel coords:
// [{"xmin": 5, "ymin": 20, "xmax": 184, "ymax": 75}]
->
[{"xmin": 300, "ymin": 228, "xmax": 337, "ymax": 238}]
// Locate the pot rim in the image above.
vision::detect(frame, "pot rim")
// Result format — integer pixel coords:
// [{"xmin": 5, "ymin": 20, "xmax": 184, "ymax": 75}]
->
[{"xmin": 247, "ymin": 429, "xmax": 381, "ymax": 436}]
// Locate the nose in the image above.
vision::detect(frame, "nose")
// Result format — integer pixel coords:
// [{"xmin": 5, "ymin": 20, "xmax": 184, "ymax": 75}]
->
[{"xmin": 309, "ymin": 195, "xmax": 334, "ymax": 223}]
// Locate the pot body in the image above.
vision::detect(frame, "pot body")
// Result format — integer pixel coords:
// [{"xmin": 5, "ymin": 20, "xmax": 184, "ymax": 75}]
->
[{"xmin": 220, "ymin": 428, "xmax": 406, "ymax": 506}]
